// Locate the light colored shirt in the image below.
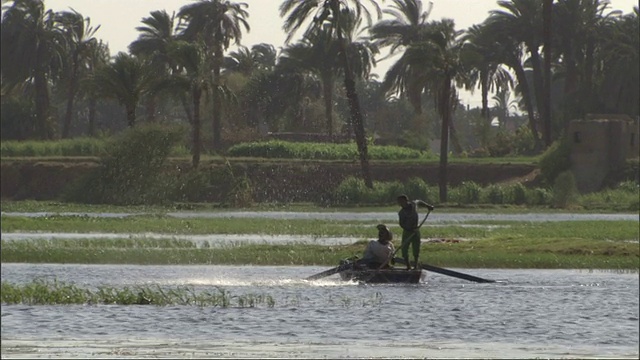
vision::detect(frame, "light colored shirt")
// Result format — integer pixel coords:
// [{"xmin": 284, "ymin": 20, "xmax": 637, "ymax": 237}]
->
[{"xmin": 362, "ymin": 240, "xmax": 395, "ymax": 264}]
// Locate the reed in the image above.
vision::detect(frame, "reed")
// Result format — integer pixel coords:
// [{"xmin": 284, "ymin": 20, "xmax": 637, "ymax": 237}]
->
[{"xmin": 0, "ymin": 280, "xmax": 275, "ymax": 307}]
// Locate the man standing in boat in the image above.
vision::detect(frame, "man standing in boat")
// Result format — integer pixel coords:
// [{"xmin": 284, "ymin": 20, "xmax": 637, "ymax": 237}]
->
[
  {"xmin": 397, "ymin": 194, "xmax": 434, "ymax": 270},
  {"xmin": 360, "ymin": 224, "xmax": 395, "ymax": 269}
]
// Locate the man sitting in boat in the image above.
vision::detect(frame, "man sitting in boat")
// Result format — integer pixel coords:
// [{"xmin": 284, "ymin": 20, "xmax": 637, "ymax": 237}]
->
[{"xmin": 359, "ymin": 224, "xmax": 396, "ymax": 269}]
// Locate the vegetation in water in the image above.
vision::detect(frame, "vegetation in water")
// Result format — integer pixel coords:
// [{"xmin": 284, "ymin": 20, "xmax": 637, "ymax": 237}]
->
[{"xmin": 0, "ymin": 280, "xmax": 275, "ymax": 307}]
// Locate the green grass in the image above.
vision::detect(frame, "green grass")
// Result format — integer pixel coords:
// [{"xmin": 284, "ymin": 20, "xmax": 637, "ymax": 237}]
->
[
  {"xmin": 0, "ymin": 280, "xmax": 275, "ymax": 307},
  {"xmin": 2, "ymin": 234, "xmax": 638, "ymax": 269},
  {"xmin": 1, "ymin": 214, "xmax": 638, "ymax": 241}
]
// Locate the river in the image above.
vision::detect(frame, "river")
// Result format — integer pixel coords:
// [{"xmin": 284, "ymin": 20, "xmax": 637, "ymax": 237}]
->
[{"xmin": 1, "ymin": 264, "xmax": 638, "ymax": 359}]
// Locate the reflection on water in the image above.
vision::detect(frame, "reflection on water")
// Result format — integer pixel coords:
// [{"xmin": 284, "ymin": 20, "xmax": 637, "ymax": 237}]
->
[{"xmin": 1, "ymin": 264, "xmax": 638, "ymax": 359}]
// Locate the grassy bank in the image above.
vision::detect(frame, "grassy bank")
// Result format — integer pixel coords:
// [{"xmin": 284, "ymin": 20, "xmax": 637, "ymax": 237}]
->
[
  {"xmin": 2, "ymin": 201, "xmax": 638, "ymax": 269},
  {"xmin": 1, "ymin": 213, "xmax": 638, "ymax": 240},
  {"xmin": 2, "ymin": 235, "xmax": 638, "ymax": 270}
]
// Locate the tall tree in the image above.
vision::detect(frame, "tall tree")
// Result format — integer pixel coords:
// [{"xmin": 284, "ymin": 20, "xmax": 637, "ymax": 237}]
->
[
  {"xmin": 1, "ymin": 0, "xmax": 65, "ymax": 139},
  {"xmin": 489, "ymin": 0, "xmax": 547, "ymax": 146},
  {"xmin": 177, "ymin": 0, "xmax": 250, "ymax": 152},
  {"xmin": 462, "ymin": 24, "xmax": 513, "ymax": 128},
  {"xmin": 81, "ymin": 40, "xmax": 110, "ymax": 137},
  {"xmin": 386, "ymin": 19, "xmax": 469, "ymax": 202},
  {"xmin": 129, "ymin": 10, "xmax": 179, "ymax": 123},
  {"xmin": 55, "ymin": 9, "xmax": 100, "ymax": 138},
  {"xmin": 281, "ymin": 11, "xmax": 376, "ymax": 137},
  {"xmin": 88, "ymin": 52, "xmax": 150, "ymax": 127},
  {"xmin": 164, "ymin": 41, "xmax": 210, "ymax": 168},
  {"xmin": 280, "ymin": 0, "xmax": 382, "ymax": 188},
  {"xmin": 224, "ymin": 43, "xmax": 277, "ymax": 77},
  {"xmin": 370, "ymin": 0, "xmax": 433, "ymax": 115},
  {"xmin": 597, "ymin": 7, "xmax": 639, "ymax": 117}
]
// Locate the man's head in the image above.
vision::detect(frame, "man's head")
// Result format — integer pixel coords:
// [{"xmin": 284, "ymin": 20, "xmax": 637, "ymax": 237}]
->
[
  {"xmin": 397, "ymin": 194, "xmax": 409, "ymax": 207},
  {"xmin": 376, "ymin": 224, "xmax": 392, "ymax": 243}
]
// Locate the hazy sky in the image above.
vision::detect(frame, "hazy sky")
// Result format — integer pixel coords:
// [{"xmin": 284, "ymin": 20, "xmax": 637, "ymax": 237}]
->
[{"xmin": 38, "ymin": 0, "xmax": 639, "ymax": 107}]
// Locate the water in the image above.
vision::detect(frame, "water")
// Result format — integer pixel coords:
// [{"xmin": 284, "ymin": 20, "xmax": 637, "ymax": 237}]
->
[{"xmin": 2, "ymin": 264, "xmax": 638, "ymax": 359}]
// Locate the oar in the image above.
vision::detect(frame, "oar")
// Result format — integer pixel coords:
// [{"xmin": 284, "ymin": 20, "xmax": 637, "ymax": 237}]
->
[
  {"xmin": 305, "ymin": 262, "xmax": 352, "ymax": 281},
  {"xmin": 393, "ymin": 257, "xmax": 495, "ymax": 283}
]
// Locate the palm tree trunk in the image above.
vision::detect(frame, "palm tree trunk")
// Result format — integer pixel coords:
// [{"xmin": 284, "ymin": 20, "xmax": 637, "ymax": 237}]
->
[
  {"xmin": 34, "ymin": 69, "xmax": 51, "ymax": 140},
  {"xmin": 126, "ymin": 105, "xmax": 136, "ymax": 127},
  {"xmin": 192, "ymin": 87, "xmax": 202, "ymax": 168},
  {"xmin": 62, "ymin": 59, "xmax": 79, "ymax": 139},
  {"xmin": 529, "ymin": 50, "xmax": 548, "ymax": 148},
  {"xmin": 438, "ymin": 78, "xmax": 452, "ymax": 203},
  {"xmin": 480, "ymin": 73, "xmax": 490, "ymax": 123},
  {"xmin": 543, "ymin": 0, "xmax": 553, "ymax": 147},
  {"xmin": 145, "ymin": 97, "xmax": 157, "ymax": 123},
  {"xmin": 322, "ymin": 75, "xmax": 335, "ymax": 137},
  {"xmin": 88, "ymin": 97, "xmax": 96, "ymax": 137},
  {"xmin": 512, "ymin": 61, "xmax": 542, "ymax": 151},
  {"xmin": 330, "ymin": 1, "xmax": 372, "ymax": 189},
  {"xmin": 212, "ymin": 47, "xmax": 223, "ymax": 152}
]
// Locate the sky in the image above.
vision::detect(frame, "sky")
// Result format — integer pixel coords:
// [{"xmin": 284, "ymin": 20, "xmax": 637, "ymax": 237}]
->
[{"xmin": 36, "ymin": 0, "xmax": 640, "ymax": 107}]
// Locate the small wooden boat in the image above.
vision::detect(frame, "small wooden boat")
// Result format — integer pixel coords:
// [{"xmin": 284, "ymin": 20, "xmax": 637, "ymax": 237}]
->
[{"xmin": 337, "ymin": 259, "xmax": 425, "ymax": 284}]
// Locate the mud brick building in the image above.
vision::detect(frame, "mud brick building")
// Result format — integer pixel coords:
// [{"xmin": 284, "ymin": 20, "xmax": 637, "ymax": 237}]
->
[{"xmin": 568, "ymin": 114, "xmax": 639, "ymax": 193}]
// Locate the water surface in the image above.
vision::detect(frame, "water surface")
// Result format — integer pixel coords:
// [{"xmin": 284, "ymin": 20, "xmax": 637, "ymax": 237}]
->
[{"xmin": 2, "ymin": 264, "xmax": 638, "ymax": 359}]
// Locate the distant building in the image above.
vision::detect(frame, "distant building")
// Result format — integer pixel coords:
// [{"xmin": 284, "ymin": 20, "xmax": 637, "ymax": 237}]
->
[{"xmin": 568, "ymin": 114, "xmax": 639, "ymax": 193}]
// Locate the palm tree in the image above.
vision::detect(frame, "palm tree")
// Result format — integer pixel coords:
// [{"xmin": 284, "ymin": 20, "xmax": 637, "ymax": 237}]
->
[
  {"xmin": 462, "ymin": 24, "xmax": 513, "ymax": 127},
  {"xmin": 489, "ymin": 0, "xmax": 548, "ymax": 146},
  {"xmin": 1, "ymin": 0, "xmax": 65, "ymax": 139},
  {"xmin": 55, "ymin": 9, "xmax": 100, "ymax": 138},
  {"xmin": 552, "ymin": 0, "xmax": 621, "ymax": 121},
  {"xmin": 281, "ymin": 12, "xmax": 376, "ymax": 137},
  {"xmin": 177, "ymin": 0, "xmax": 250, "ymax": 151},
  {"xmin": 164, "ymin": 41, "xmax": 210, "ymax": 168},
  {"xmin": 129, "ymin": 10, "xmax": 179, "ymax": 123},
  {"xmin": 280, "ymin": 28, "xmax": 340, "ymax": 135},
  {"xmin": 82, "ymin": 40, "xmax": 110, "ymax": 136},
  {"xmin": 483, "ymin": 17, "xmax": 542, "ymax": 150},
  {"xmin": 597, "ymin": 7, "xmax": 639, "ymax": 116},
  {"xmin": 88, "ymin": 52, "xmax": 150, "ymax": 127},
  {"xmin": 388, "ymin": 19, "xmax": 469, "ymax": 202},
  {"xmin": 224, "ymin": 43, "xmax": 277, "ymax": 76},
  {"xmin": 370, "ymin": 0, "xmax": 433, "ymax": 116},
  {"xmin": 542, "ymin": 0, "xmax": 552, "ymax": 146},
  {"xmin": 280, "ymin": 0, "xmax": 382, "ymax": 188}
]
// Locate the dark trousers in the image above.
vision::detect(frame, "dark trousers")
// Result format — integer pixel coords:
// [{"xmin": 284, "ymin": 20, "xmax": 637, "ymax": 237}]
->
[{"xmin": 401, "ymin": 229, "xmax": 421, "ymax": 265}]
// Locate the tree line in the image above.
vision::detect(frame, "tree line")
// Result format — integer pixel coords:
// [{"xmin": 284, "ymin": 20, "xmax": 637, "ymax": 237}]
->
[{"xmin": 1, "ymin": 0, "xmax": 638, "ymax": 201}]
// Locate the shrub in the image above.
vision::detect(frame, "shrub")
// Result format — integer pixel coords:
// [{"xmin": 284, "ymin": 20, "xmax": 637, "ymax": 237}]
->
[
  {"xmin": 482, "ymin": 184, "xmax": 508, "ymax": 204},
  {"xmin": 404, "ymin": 177, "xmax": 433, "ymax": 202},
  {"xmin": 512, "ymin": 126, "xmax": 536, "ymax": 155},
  {"xmin": 64, "ymin": 124, "xmax": 185, "ymax": 205},
  {"xmin": 456, "ymin": 181, "xmax": 482, "ymax": 204},
  {"xmin": 552, "ymin": 171, "xmax": 579, "ymax": 208},
  {"xmin": 226, "ymin": 140, "xmax": 426, "ymax": 160},
  {"xmin": 539, "ymin": 138, "xmax": 571, "ymax": 186},
  {"xmin": 510, "ymin": 183, "xmax": 528, "ymax": 205},
  {"xmin": 334, "ymin": 176, "xmax": 370, "ymax": 204},
  {"xmin": 487, "ymin": 131, "xmax": 514, "ymax": 157},
  {"xmin": 526, "ymin": 187, "xmax": 552, "ymax": 206}
]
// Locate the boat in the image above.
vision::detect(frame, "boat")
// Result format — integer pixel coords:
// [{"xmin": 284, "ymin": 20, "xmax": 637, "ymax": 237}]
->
[{"xmin": 337, "ymin": 258, "xmax": 425, "ymax": 284}]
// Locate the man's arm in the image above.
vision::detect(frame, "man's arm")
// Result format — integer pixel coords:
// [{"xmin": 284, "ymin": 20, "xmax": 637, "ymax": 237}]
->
[{"xmin": 415, "ymin": 200, "xmax": 435, "ymax": 211}]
